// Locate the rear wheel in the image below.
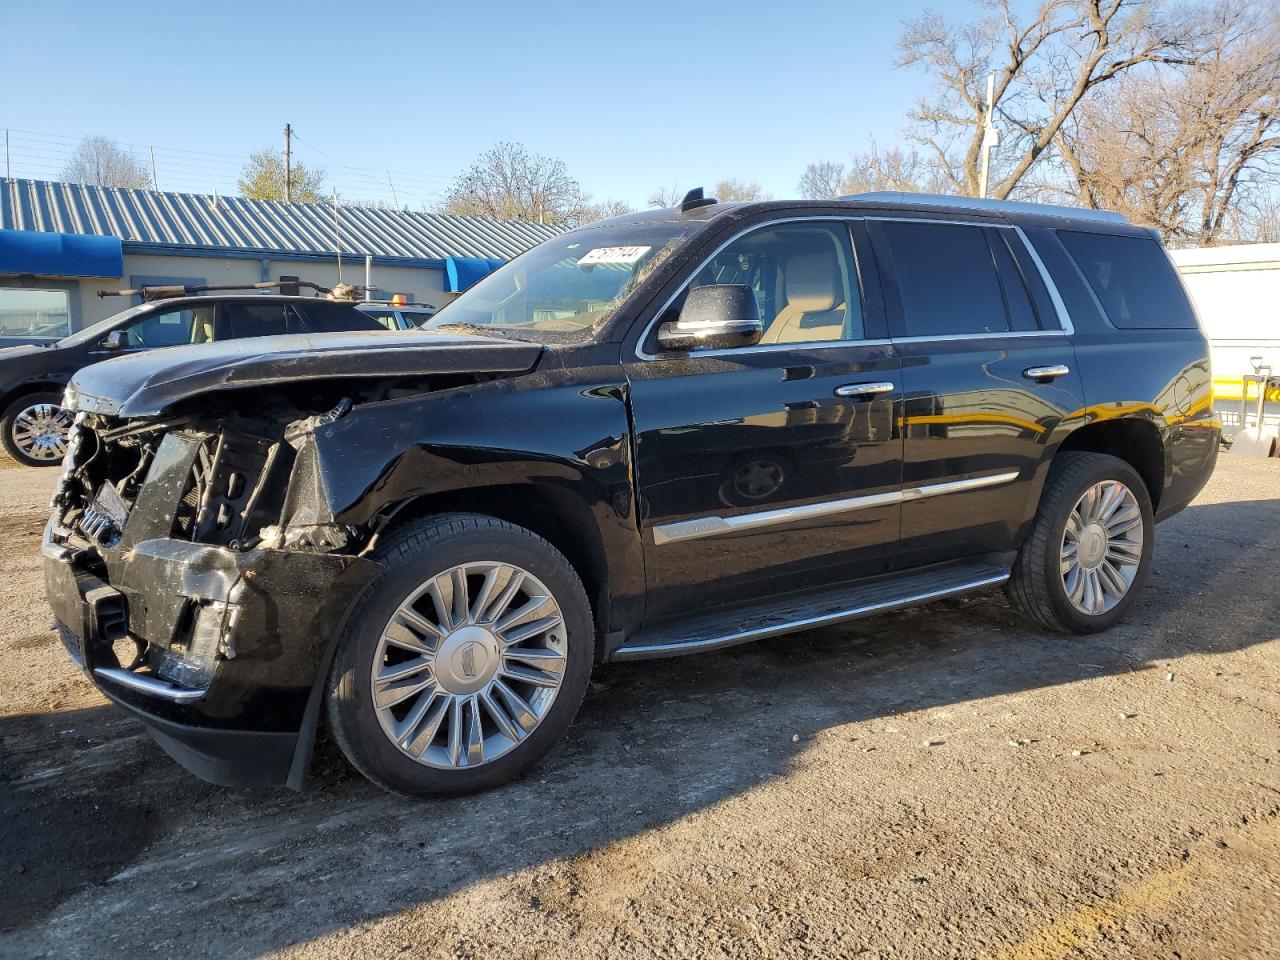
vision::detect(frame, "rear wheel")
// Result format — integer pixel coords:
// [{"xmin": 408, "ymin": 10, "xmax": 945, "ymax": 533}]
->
[
  {"xmin": 325, "ymin": 513, "xmax": 593, "ymax": 796},
  {"xmin": 1, "ymin": 391, "xmax": 72, "ymax": 467},
  {"xmin": 1006, "ymin": 452, "xmax": 1154, "ymax": 633}
]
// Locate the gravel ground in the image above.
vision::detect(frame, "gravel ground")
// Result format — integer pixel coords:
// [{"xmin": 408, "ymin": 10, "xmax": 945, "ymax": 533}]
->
[{"xmin": 0, "ymin": 452, "xmax": 1276, "ymax": 959}]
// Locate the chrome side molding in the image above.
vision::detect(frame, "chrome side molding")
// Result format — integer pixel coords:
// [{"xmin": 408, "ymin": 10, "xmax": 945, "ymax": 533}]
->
[
  {"xmin": 652, "ymin": 470, "xmax": 1020, "ymax": 545},
  {"xmin": 93, "ymin": 667, "xmax": 207, "ymax": 702}
]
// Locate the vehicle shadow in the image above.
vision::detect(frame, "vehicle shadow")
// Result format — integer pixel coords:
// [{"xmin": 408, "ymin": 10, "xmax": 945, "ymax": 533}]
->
[{"xmin": 1, "ymin": 494, "xmax": 1276, "ymax": 955}]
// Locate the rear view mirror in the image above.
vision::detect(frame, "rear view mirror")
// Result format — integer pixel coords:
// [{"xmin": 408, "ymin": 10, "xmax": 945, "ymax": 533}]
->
[
  {"xmin": 657, "ymin": 284, "xmax": 763, "ymax": 352},
  {"xmin": 99, "ymin": 330, "xmax": 128, "ymax": 352}
]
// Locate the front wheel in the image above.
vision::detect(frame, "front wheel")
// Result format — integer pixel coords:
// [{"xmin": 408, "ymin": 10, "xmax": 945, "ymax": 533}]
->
[
  {"xmin": 2, "ymin": 391, "xmax": 73, "ymax": 467},
  {"xmin": 1006, "ymin": 452, "xmax": 1154, "ymax": 634},
  {"xmin": 325, "ymin": 513, "xmax": 593, "ymax": 796}
]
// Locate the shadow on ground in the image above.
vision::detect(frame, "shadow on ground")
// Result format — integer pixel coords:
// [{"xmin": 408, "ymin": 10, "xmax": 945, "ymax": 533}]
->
[{"xmin": 0, "ymin": 494, "xmax": 1276, "ymax": 954}]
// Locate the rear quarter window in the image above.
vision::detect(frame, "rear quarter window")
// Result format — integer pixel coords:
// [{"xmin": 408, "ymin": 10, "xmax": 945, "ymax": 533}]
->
[{"xmin": 1057, "ymin": 231, "xmax": 1197, "ymax": 329}]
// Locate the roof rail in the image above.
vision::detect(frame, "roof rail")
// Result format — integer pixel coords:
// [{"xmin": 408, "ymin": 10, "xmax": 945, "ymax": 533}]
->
[{"xmin": 840, "ymin": 192, "xmax": 1130, "ymax": 225}]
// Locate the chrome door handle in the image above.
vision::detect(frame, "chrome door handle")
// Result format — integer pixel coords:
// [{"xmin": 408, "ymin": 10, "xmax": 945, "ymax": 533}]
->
[
  {"xmin": 834, "ymin": 381, "xmax": 895, "ymax": 399},
  {"xmin": 1023, "ymin": 364, "xmax": 1070, "ymax": 381}
]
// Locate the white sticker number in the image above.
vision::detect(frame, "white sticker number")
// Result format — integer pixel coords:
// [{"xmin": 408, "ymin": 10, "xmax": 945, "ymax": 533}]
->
[{"xmin": 577, "ymin": 246, "xmax": 651, "ymax": 266}]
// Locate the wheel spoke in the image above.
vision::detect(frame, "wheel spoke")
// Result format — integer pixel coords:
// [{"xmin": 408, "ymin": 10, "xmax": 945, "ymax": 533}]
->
[
  {"xmin": 503, "ymin": 646, "xmax": 566, "ymax": 671},
  {"xmin": 481, "ymin": 688, "xmax": 525, "ymax": 743},
  {"xmin": 376, "ymin": 672, "xmax": 435, "ymax": 710},
  {"xmin": 470, "ymin": 564, "xmax": 511, "ymax": 623},
  {"xmin": 1097, "ymin": 559, "xmax": 1129, "ymax": 599},
  {"xmin": 492, "ymin": 678, "xmax": 539, "ymax": 732},
  {"xmin": 478, "ymin": 571, "xmax": 525, "ymax": 625},
  {"xmin": 446, "ymin": 696, "xmax": 464, "ymax": 766},
  {"xmin": 500, "ymin": 663, "xmax": 562, "ymax": 688},
  {"xmin": 451, "ymin": 567, "xmax": 470, "ymax": 626},
  {"xmin": 1107, "ymin": 540, "xmax": 1142, "ymax": 565},
  {"xmin": 376, "ymin": 656, "xmax": 432, "ymax": 685},
  {"xmin": 400, "ymin": 692, "xmax": 449, "ymax": 757},
  {"xmin": 464, "ymin": 695, "xmax": 484, "ymax": 765},
  {"xmin": 500, "ymin": 614, "xmax": 563, "ymax": 646},
  {"xmin": 1065, "ymin": 563, "xmax": 1085, "ymax": 604},
  {"xmin": 496, "ymin": 595, "xmax": 557, "ymax": 634}
]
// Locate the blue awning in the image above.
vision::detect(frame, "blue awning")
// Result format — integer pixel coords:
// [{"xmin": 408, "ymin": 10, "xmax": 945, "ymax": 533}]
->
[
  {"xmin": 0, "ymin": 229, "xmax": 123, "ymax": 278},
  {"xmin": 444, "ymin": 255, "xmax": 506, "ymax": 293}
]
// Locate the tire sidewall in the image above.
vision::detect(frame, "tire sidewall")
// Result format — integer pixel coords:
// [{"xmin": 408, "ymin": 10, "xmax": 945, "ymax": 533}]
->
[
  {"xmin": 329, "ymin": 520, "xmax": 593, "ymax": 796},
  {"xmin": 1039, "ymin": 457, "xmax": 1155, "ymax": 633},
  {"xmin": 2, "ymin": 391, "xmax": 67, "ymax": 468}
]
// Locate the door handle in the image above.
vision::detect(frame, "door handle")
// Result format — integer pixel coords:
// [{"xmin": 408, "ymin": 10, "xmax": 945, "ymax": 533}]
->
[
  {"xmin": 834, "ymin": 381, "xmax": 895, "ymax": 399},
  {"xmin": 1023, "ymin": 364, "xmax": 1070, "ymax": 381}
]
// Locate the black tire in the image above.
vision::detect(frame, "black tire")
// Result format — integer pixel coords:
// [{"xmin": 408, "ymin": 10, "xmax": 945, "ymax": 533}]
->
[
  {"xmin": 325, "ymin": 513, "xmax": 593, "ymax": 797},
  {"xmin": 1006, "ymin": 452, "xmax": 1155, "ymax": 634},
  {"xmin": 1, "ymin": 391, "xmax": 69, "ymax": 467}
]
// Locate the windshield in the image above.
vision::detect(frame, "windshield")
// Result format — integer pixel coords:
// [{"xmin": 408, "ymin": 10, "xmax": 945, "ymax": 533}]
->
[
  {"xmin": 58, "ymin": 302, "xmax": 153, "ymax": 347},
  {"xmin": 425, "ymin": 218, "xmax": 706, "ymax": 339}
]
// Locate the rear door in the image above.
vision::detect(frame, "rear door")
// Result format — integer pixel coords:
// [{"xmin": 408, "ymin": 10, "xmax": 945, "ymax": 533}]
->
[
  {"xmin": 624, "ymin": 217, "xmax": 904, "ymax": 621},
  {"xmin": 867, "ymin": 215, "xmax": 1084, "ymax": 568}
]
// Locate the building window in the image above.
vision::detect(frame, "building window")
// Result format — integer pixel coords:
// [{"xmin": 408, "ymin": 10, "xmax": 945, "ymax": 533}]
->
[{"xmin": 0, "ymin": 288, "xmax": 71, "ymax": 339}]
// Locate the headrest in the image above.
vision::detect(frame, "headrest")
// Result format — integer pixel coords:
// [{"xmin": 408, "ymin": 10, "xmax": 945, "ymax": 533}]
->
[{"xmin": 784, "ymin": 253, "xmax": 839, "ymax": 312}]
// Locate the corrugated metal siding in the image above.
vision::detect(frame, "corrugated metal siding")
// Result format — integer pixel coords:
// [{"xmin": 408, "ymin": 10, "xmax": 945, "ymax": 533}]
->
[{"xmin": 0, "ymin": 178, "xmax": 562, "ymax": 262}]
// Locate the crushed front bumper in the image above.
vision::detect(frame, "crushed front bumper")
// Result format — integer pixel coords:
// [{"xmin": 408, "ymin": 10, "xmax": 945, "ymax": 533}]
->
[{"xmin": 44, "ymin": 523, "xmax": 381, "ymax": 788}]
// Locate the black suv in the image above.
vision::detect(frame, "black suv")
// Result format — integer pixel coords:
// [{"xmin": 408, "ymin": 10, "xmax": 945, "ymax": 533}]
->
[
  {"xmin": 0, "ymin": 294, "xmax": 384, "ymax": 465},
  {"xmin": 42, "ymin": 194, "xmax": 1218, "ymax": 796}
]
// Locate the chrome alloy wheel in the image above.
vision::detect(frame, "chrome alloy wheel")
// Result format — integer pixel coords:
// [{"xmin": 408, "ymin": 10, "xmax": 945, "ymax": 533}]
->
[
  {"xmin": 10, "ymin": 402, "xmax": 72, "ymax": 462},
  {"xmin": 1060, "ymin": 480, "xmax": 1144, "ymax": 616},
  {"xmin": 371, "ymin": 561, "xmax": 568, "ymax": 769}
]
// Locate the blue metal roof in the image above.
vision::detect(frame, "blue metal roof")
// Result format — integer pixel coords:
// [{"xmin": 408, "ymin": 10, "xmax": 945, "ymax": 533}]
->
[{"xmin": 0, "ymin": 178, "xmax": 562, "ymax": 266}]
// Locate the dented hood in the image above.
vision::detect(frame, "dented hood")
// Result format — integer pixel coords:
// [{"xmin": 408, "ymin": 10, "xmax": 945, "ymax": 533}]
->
[{"xmin": 65, "ymin": 329, "xmax": 544, "ymax": 418}]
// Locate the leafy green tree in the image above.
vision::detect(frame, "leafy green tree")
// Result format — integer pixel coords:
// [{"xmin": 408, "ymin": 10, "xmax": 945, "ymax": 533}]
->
[{"xmin": 238, "ymin": 148, "xmax": 325, "ymax": 203}]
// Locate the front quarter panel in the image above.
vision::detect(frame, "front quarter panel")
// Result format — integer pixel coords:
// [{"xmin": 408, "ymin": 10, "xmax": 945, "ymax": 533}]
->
[{"xmin": 296, "ymin": 345, "xmax": 645, "ymax": 630}]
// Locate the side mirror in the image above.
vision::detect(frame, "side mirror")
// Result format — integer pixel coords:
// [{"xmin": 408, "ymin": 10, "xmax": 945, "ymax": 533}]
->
[
  {"xmin": 99, "ymin": 330, "xmax": 128, "ymax": 352},
  {"xmin": 657, "ymin": 284, "xmax": 763, "ymax": 352}
]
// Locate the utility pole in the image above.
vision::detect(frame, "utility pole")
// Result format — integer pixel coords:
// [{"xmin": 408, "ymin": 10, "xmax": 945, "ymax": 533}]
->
[
  {"xmin": 978, "ymin": 72, "xmax": 1001, "ymax": 199},
  {"xmin": 149, "ymin": 146, "xmax": 159, "ymax": 191},
  {"xmin": 284, "ymin": 123, "xmax": 293, "ymax": 203}
]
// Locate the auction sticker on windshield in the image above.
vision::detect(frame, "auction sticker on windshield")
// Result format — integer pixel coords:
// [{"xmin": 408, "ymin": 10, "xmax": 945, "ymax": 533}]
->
[{"xmin": 577, "ymin": 246, "xmax": 651, "ymax": 266}]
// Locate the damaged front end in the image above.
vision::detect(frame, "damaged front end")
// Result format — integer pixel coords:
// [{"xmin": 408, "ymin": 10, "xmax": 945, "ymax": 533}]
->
[{"xmin": 44, "ymin": 396, "xmax": 385, "ymax": 788}]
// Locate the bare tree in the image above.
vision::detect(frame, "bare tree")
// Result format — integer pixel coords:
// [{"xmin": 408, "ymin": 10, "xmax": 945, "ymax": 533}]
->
[
  {"xmin": 647, "ymin": 184, "xmax": 686, "ymax": 208},
  {"xmin": 61, "ymin": 136, "xmax": 152, "ymax": 189},
  {"xmin": 712, "ymin": 178, "xmax": 771, "ymax": 202},
  {"xmin": 800, "ymin": 143, "xmax": 956, "ymax": 198},
  {"xmin": 442, "ymin": 143, "xmax": 587, "ymax": 224},
  {"xmin": 576, "ymin": 197, "xmax": 636, "ymax": 223},
  {"xmin": 1055, "ymin": 0, "xmax": 1280, "ymax": 243},
  {"xmin": 238, "ymin": 149, "xmax": 326, "ymax": 203},
  {"xmin": 898, "ymin": 0, "xmax": 1199, "ymax": 199}
]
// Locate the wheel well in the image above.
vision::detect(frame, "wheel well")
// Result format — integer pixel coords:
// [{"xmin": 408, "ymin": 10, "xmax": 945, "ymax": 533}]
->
[
  {"xmin": 0, "ymin": 382, "xmax": 66, "ymax": 415},
  {"xmin": 374, "ymin": 485, "xmax": 611, "ymax": 643},
  {"xmin": 1056, "ymin": 419, "xmax": 1164, "ymax": 508}
]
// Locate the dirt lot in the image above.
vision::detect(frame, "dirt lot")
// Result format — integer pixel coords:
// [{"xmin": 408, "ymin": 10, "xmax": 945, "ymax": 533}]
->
[{"xmin": 0, "ymin": 452, "xmax": 1276, "ymax": 959}]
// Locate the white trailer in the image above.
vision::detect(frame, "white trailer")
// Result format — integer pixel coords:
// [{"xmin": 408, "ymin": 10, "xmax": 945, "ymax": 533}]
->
[{"xmin": 1170, "ymin": 242, "xmax": 1280, "ymax": 437}]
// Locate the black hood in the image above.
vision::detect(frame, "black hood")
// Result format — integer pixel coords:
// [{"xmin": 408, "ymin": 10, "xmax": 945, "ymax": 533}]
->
[{"xmin": 65, "ymin": 329, "xmax": 544, "ymax": 418}]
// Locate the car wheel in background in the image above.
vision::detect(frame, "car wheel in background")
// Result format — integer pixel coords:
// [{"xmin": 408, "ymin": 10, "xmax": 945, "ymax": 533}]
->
[{"xmin": 1, "ymin": 391, "xmax": 73, "ymax": 467}]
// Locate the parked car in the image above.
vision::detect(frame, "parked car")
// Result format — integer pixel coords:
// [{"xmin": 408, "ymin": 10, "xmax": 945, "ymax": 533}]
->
[
  {"xmin": 42, "ymin": 192, "xmax": 1217, "ymax": 796},
  {"xmin": 0, "ymin": 295, "xmax": 385, "ymax": 466},
  {"xmin": 357, "ymin": 300, "xmax": 438, "ymax": 330}
]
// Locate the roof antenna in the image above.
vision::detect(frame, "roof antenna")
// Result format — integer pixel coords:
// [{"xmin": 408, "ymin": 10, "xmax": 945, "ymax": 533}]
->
[{"xmin": 679, "ymin": 187, "xmax": 716, "ymax": 212}]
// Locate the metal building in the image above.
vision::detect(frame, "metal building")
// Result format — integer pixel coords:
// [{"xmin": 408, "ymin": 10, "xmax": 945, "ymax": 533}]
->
[{"xmin": 0, "ymin": 177, "xmax": 561, "ymax": 339}]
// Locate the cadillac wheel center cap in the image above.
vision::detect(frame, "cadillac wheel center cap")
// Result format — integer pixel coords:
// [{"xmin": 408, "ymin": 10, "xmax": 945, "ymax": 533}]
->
[
  {"xmin": 434, "ymin": 625, "xmax": 500, "ymax": 695},
  {"xmin": 1077, "ymin": 524, "xmax": 1107, "ymax": 569}
]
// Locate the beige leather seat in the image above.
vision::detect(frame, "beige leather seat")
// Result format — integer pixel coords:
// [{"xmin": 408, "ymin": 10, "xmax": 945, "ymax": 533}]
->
[{"xmin": 759, "ymin": 251, "xmax": 847, "ymax": 344}]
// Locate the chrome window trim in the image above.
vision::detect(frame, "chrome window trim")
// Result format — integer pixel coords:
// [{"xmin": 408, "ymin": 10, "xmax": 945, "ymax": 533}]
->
[
  {"xmin": 652, "ymin": 470, "xmax": 1020, "ymax": 545},
  {"xmin": 635, "ymin": 216, "xmax": 871, "ymax": 361},
  {"xmin": 1011, "ymin": 225, "xmax": 1075, "ymax": 335}
]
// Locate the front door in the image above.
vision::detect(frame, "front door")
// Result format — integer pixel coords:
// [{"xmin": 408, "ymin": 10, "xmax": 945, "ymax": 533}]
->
[
  {"xmin": 625, "ymin": 218, "xmax": 904, "ymax": 622},
  {"xmin": 866, "ymin": 215, "xmax": 1085, "ymax": 567}
]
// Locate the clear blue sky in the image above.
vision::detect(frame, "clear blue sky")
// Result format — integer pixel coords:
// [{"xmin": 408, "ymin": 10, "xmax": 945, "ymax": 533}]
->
[{"xmin": 2, "ymin": 0, "xmax": 938, "ymax": 209}]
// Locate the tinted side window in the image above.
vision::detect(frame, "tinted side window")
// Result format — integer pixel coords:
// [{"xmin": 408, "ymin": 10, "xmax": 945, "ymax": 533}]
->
[
  {"xmin": 121, "ymin": 305, "xmax": 215, "ymax": 348},
  {"xmin": 874, "ymin": 221, "xmax": 1009, "ymax": 337},
  {"xmin": 1057, "ymin": 231, "xmax": 1196, "ymax": 329},
  {"xmin": 986, "ymin": 229, "xmax": 1040, "ymax": 332},
  {"xmin": 297, "ymin": 302, "xmax": 385, "ymax": 333},
  {"xmin": 222, "ymin": 303, "xmax": 288, "ymax": 339}
]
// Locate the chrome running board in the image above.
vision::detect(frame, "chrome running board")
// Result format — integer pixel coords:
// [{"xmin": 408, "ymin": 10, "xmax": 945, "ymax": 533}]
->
[{"xmin": 610, "ymin": 562, "xmax": 1010, "ymax": 661}]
